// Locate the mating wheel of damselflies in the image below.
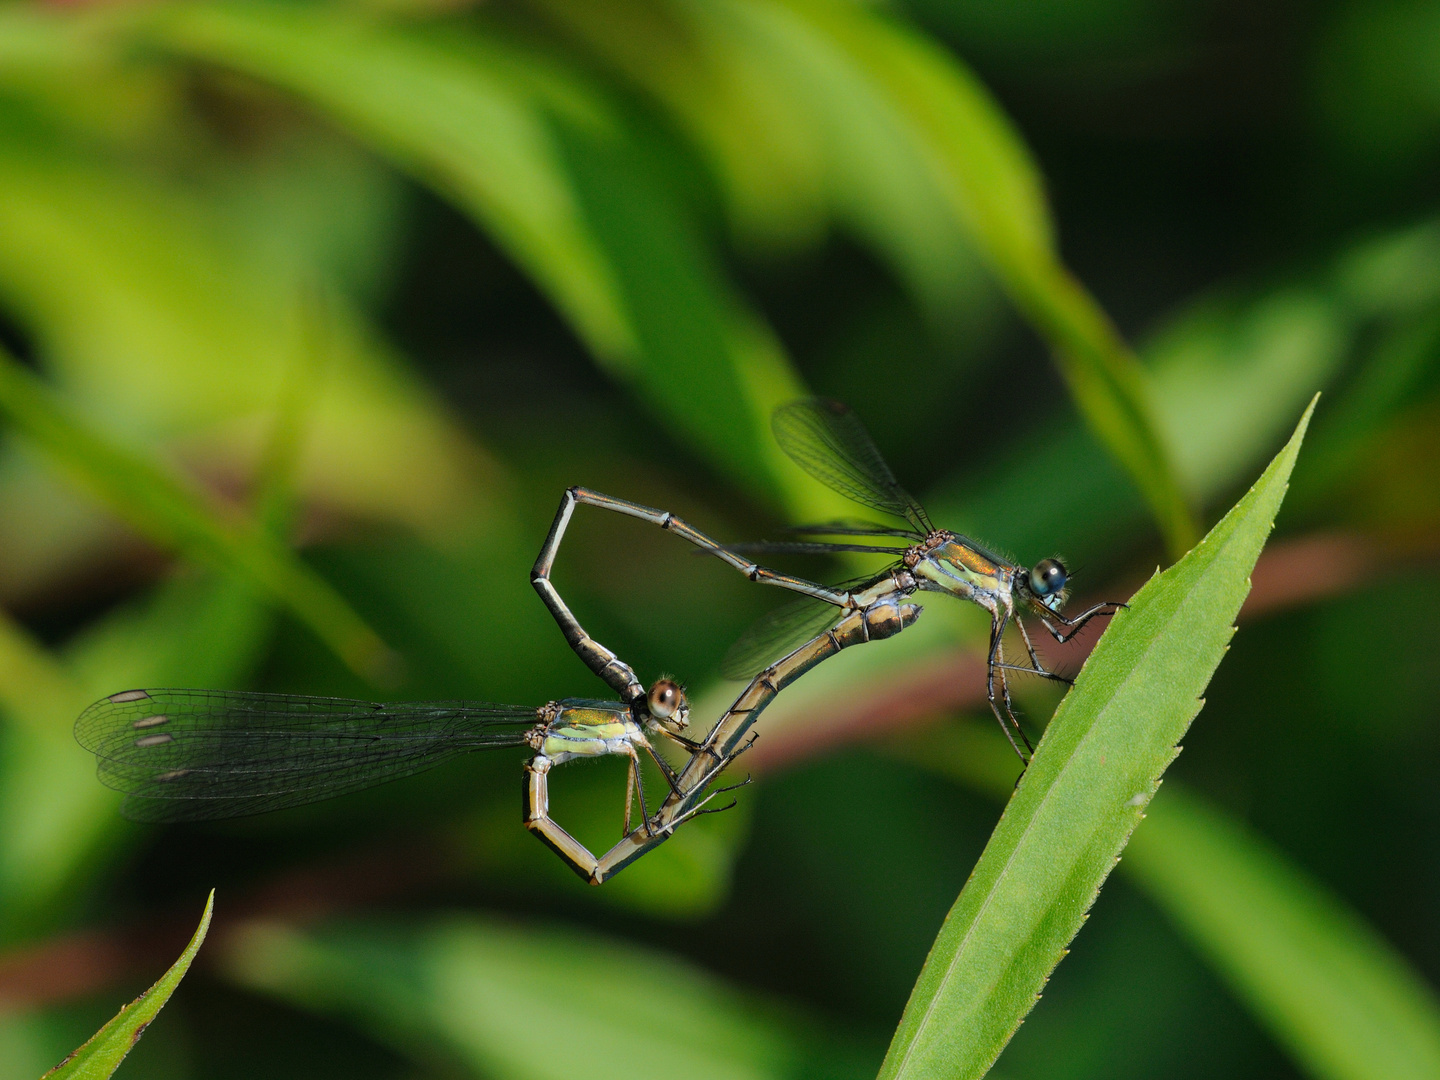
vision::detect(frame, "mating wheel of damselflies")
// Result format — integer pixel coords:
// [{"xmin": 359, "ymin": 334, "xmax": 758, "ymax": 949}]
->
[{"xmin": 532, "ymin": 398, "xmax": 1127, "ymax": 792}]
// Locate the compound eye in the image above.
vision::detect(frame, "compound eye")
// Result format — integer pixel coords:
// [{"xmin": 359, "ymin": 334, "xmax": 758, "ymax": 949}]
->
[
  {"xmin": 1030, "ymin": 558, "xmax": 1068, "ymax": 597},
  {"xmin": 647, "ymin": 678, "xmax": 685, "ymax": 720}
]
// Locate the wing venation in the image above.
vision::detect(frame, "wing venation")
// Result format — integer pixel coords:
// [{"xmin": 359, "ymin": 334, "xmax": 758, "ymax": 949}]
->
[
  {"xmin": 772, "ymin": 400, "xmax": 932, "ymax": 535},
  {"xmin": 75, "ymin": 688, "xmax": 538, "ymax": 822}
]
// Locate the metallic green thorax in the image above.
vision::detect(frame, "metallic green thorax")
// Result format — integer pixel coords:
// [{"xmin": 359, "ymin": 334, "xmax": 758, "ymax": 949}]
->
[
  {"xmin": 531, "ymin": 699, "xmax": 645, "ymax": 761},
  {"xmin": 911, "ymin": 535, "xmax": 1020, "ymax": 612}
]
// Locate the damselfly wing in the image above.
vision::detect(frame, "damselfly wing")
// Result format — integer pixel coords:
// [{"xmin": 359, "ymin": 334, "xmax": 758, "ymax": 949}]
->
[{"xmin": 76, "ymin": 688, "xmax": 541, "ymax": 822}]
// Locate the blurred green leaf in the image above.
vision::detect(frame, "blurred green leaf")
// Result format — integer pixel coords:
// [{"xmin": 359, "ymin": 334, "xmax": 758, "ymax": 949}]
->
[
  {"xmin": 149, "ymin": 2, "xmax": 816, "ymax": 502},
  {"xmin": 877, "ymin": 399, "xmax": 1312, "ymax": 1078},
  {"xmin": 1125, "ymin": 786, "xmax": 1440, "ymax": 1080},
  {"xmin": 0, "ymin": 338, "xmax": 309, "ymax": 934},
  {"xmin": 530, "ymin": 0, "xmax": 990, "ymax": 327},
  {"xmin": 537, "ymin": 0, "xmax": 1195, "ymax": 552},
  {"xmin": 153, "ymin": 1, "xmax": 634, "ymax": 366},
  {"xmin": 550, "ymin": 125, "xmax": 816, "ymax": 507},
  {"xmin": 41, "ymin": 889, "xmax": 213, "ymax": 1079},
  {"xmin": 779, "ymin": 0, "xmax": 1195, "ymax": 555},
  {"xmin": 1315, "ymin": 1, "xmax": 1440, "ymax": 164},
  {"xmin": 1146, "ymin": 289, "xmax": 1348, "ymax": 499},
  {"xmin": 222, "ymin": 913, "xmax": 869, "ymax": 1080},
  {"xmin": 0, "ymin": 342, "xmax": 389, "ymax": 680},
  {"xmin": 918, "ymin": 218, "xmax": 1440, "ymax": 588},
  {"xmin": 0, "ymin": 571, "xmax": 272, "ymax": 938},
  {"xmin": 0, "ymin": 116, "xmax": 492, "ymax": 602}
]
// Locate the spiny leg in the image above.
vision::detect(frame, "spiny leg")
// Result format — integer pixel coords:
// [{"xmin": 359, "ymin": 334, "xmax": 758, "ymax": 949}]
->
[
  {"xmin": 667, "ymin": 757, "xmax": 757, "ymax": 828},
  {"xmin": 997, "ymin": 661, "xmax": 1071, "ymax": 685},
  {"xmin": 623, "ymin": 751, "xmax": 637, "ymax": 836},
  {"xmin": 1037, "ymin": 601, "xmax": 1126, "ymax": 645},
  {"xmin": 690, "ymin": 773, "xmax": 756, "ymax": 819},
  {"xmin": 986, "ymin": 611, "xmax": 1033, "ymax": 762},
  {"xmin": 1008, "ymin": 617, "xmax": 1073, "ymax": 685},
  {"xmin": 996, "ymin": 638, "xmax": 1034, "ymax": 757},
  {"xmin": 640, "ymin": 741, "xmax": 689, "ymax": 797},
  {"xmin": 625, "ymin": 747, "xmax": 658, "ymax": 838},
  {"xmin": 663, "ymin": 733, "xmax": 761, "ymax": 831}
]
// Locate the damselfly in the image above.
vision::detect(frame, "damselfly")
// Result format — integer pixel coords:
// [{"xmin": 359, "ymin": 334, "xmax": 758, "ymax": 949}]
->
[
  {"xmin": 533, "ymin": 399, "xmax": 1126, "ymax": 768},
  {"xmin": 74, "ymin": 679, "xmax": 737, "ymax": 884}
]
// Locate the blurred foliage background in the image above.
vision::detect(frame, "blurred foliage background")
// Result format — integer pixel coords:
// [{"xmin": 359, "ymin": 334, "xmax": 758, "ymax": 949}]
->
[{"xmin": 0, "ymin": 0, "xmax": 1437, "ymax": 1077}]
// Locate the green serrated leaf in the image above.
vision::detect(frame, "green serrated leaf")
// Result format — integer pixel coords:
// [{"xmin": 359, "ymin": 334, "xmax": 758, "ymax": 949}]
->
[
  {"xmin": 894, "ymin": 723, "xmax": 1440, "ymax": 1080},
  {"xmin": 42, "ymin": 890, "xmax": 214, "ymax": 1079},
  {"xmin": 878, "ymin": 397, "xmax": 1315, "ymax": 1079}
]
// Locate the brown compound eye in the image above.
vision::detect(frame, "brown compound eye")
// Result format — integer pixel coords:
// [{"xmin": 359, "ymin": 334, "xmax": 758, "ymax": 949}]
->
[{"xmin": 647, "ymin": 678, "xmax": 685, "ymax": 720}]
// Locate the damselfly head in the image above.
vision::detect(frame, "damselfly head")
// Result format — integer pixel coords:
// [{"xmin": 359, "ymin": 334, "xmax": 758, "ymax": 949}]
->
[
  {"xmin": 1028, "ymin": 558, "xmax": 1069, "ymax": 610},
  {"xmin": 646, "ymin": 678, "xmax": 688, "ymax": 726}
]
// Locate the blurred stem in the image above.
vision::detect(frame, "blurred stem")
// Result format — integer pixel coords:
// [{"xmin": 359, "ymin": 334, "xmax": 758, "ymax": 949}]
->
[{"xmin": 889, "ymin": 721, "xmax": 1440, "ymax": 1080}]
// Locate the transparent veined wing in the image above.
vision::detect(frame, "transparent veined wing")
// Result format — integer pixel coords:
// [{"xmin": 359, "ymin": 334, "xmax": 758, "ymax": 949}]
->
[
  {"xmin": 75, "ymin": 689, "xmax": 540, "ymax": 822},
  {"xmin": 785, "ymin": 520, "xmax": 920, "ymax": 538},
  {"xmin": 721, "ymin": 596, "xmax": 846, "ymax": 681},
  {"xmin": 722, "ymin": 540, "xmax": 910, "ymax": 557},
  {"xmin": 772, "ymin": 400, "xmax": 933, "ymax": 536}
]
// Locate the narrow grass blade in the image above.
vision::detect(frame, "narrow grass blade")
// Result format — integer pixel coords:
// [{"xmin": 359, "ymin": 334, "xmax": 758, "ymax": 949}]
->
[
  {"xmin": 42, "ymin": 890, "xmax": 213, "ymax": 1078},
  {"xmin": 1125, "ymin": 787, "xmax": 1440, "ymax": 1080},
  {"xmin": 0, "ymin": 345, "xmax": 389, "ymax": 681},
  {"xmin": 878, "ymin": 399, "xmax": 1314, "ymax": 1079}
]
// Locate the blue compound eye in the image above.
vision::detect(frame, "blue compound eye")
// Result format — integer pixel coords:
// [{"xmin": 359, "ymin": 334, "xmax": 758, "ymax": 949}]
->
[{"xmin": 1029, "ymin": 558, "xmax": 1068, "ymax": 598}]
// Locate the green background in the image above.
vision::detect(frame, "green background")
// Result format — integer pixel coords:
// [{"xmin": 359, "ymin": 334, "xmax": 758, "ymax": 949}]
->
[{"xmin": 0, "ymin": 1, "xmax": 1436, "ymax": 1077}]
